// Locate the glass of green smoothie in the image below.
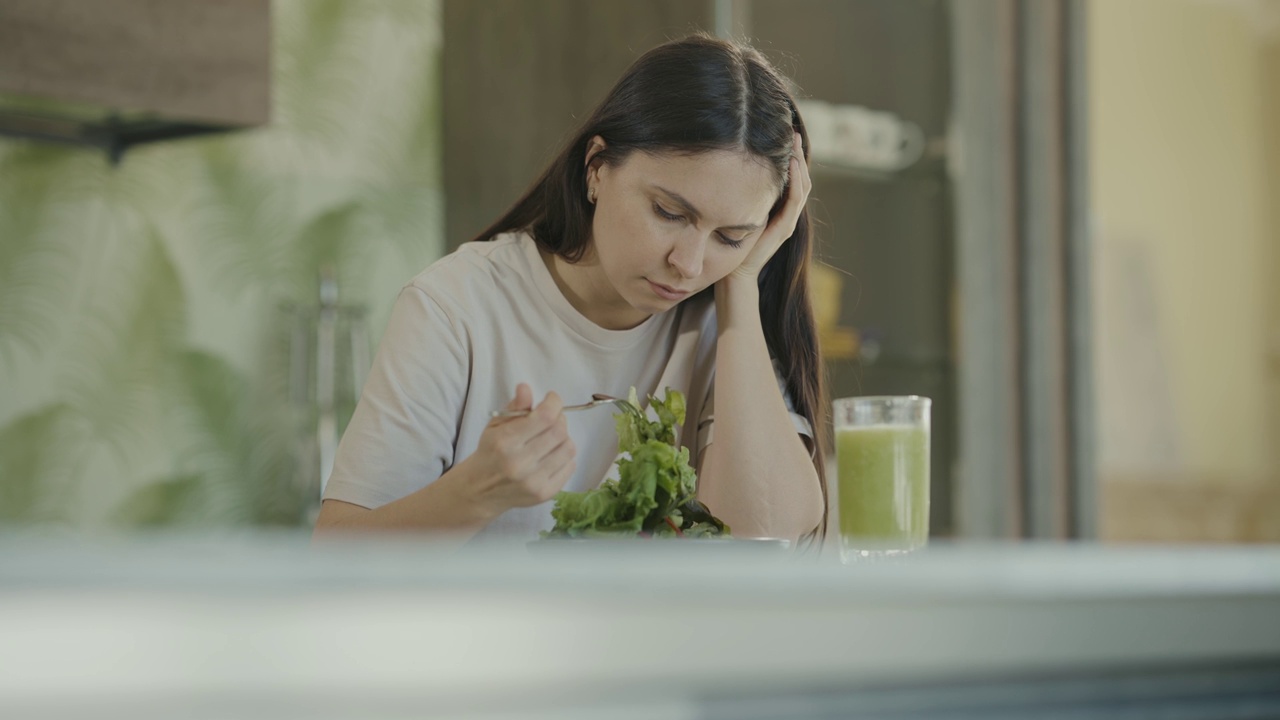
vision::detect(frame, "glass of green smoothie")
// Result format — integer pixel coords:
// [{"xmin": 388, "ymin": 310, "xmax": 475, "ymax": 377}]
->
[{"xmin": 833, "ymin": 396, "xmax": 931, "ymax": 562}]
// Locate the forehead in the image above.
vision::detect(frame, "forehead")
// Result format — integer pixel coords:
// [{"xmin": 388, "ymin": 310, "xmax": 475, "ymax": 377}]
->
[{"xmin": 617, "ymin": 149, "xmax": 781, "ymax": 222}]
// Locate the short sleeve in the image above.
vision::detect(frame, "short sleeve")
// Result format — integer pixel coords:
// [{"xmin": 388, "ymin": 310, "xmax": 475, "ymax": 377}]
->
[
  {"xmin": 323, "ymin": 285, "xmax": 469, "ymax": 508},
  {"xmin": 696, "ymin": 360, "xmax": 815, "ymax": 459}
]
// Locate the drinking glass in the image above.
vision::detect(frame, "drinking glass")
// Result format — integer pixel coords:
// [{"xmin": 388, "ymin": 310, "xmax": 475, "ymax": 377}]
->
[{"xmin": 833, "ymin": 396, "xmax": 931, "ymax": 562}]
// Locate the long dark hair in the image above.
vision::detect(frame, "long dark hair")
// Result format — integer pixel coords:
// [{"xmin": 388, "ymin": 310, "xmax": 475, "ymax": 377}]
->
[{"xmin": 473, "ymin": 33, "xmax": 829, "ymax": 542}]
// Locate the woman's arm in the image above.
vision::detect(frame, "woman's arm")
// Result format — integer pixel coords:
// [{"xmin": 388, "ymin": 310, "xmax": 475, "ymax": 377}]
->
[
  {"xmin": 313, "ymin": 461, "xmax": 502, "ymax": 548},
  {"xmin": 314, "ymin": 385, "xmax": 576, "ymax": 545},
  {"xmin": 696, "ymin": 276, "xmax": 823, "ymax": 541},
  {"xmin": 695, "ymin": 133, "xmax": 823, "ymax": 541}
]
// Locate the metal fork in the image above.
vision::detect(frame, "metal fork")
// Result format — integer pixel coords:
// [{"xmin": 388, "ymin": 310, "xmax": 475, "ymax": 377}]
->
[{"xmin": 490, "ymin": 393, "xmax": 632, "ymax": 419}]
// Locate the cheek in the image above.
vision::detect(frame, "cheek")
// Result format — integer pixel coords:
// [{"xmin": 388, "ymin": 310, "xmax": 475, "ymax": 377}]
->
[
  {"xmin": 703, "ymin": 250, "xmax": 744, "ymax": 283},
  {"xmin": 615, "ymin": 208, "xmax": 673, "ymax": 261},
  {"xmin": 594, "ymin": 208, "xmax": 654, "ymax": 272}
]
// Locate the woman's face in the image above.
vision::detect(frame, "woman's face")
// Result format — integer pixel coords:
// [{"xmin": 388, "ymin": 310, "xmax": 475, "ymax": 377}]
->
[{"xmin": 584, "ymin": 140, "xmax": 781, "ymax": 325}]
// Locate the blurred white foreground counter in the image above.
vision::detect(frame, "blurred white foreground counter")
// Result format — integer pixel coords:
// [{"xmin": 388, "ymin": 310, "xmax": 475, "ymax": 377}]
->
[{"xmin": 2, "ymin": 535, "xmax": 1278, "ymax": 719}]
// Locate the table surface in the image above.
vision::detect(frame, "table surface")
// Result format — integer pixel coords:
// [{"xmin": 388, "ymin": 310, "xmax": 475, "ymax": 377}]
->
[{"xmin": 2, "ymin": 533, "xmax": 1279, "ymax": 719}]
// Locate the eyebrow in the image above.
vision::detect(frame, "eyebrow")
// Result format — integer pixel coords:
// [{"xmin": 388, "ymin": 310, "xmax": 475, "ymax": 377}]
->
[{"xmin": 651, "ymin": 185, "xmax": 764, "ymax": 233}]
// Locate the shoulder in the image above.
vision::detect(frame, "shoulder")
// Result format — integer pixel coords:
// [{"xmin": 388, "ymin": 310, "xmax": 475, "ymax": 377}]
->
[
  {"xmin": 402, "ymin": 232, "xmax": 533, "ymax": 308},
  {"xmin": 408, "ymin": 232, "xmax": 526, "ymax": 288}
]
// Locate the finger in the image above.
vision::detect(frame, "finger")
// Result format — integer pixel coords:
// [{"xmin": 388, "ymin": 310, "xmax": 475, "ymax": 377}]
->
[
  {"xmin": 539, "ymin": 435, "xmax": 576, "ymax": 472},
  {"xmin": 489, "ymin": 383, "xmax": 535, "ymax": 427},
  {"xmin": 770, "ymin": 155, "xmax": 807, "ymax": 234},
  {"xmin": 534, "ymin": 448, "xmax": 578, "ymax": 500},
  {"xmin": 506, "ymin": 383, "xmax": 534, "ymax": 411},
  {"xmin": 532, "ymin": 391, "xmax": 564, "ymax": 422},
  {"xmin": 510, "ymin": 432, "xmax": 573, "ymax": 502},
  {"xmin": 523, "ymin": 415, "xmax": 572, "ymax": 463},
  {"xmin": 791, "ymin": 132, "xmax": 812, "ymax": 192},
  {"xmin": 542, "ymin": 456, "xmax": 578, "ymax": 497},
  {"xmin": 552, "ymin": 434, "xmax": 576, "ymax": 466},
  {"xmin": 501, "ymin": 395, "xmax": 564, "ymax": 446},
  {"xmin": 505, "ymin": 391, "xmax": 564, "ymax": 438}
]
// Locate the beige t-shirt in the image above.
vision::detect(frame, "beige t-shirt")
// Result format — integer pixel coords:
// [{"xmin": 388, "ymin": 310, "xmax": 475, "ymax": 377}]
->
[{"xmin": 323, "ymin": 231, "xmax": 810, "ymax": 538}]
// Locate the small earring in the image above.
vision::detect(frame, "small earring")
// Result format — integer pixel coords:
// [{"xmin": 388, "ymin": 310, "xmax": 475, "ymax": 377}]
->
[{"xmin": 588, "ymin": 189, "xmax": 597, "ymax": 204}]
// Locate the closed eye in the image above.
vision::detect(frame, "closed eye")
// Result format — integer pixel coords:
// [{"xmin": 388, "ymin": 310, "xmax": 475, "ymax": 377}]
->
[
  {"xmin": 653, "ymin": 202, "xmax": 684, "ymax": 222},
  {"xmin": 654, "ymin": 202, "xmax": 746, "ymax": 249},
  {"xmin": 717, "ymin": 233, "xmax": 745, "ymax": 249}
]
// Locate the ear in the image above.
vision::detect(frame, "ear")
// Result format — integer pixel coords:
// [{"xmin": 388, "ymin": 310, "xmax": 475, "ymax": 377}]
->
[
  {"xmin": 583, "ymin": 135, "xmax": 609, "ymax": 200},
  {"xmin": 584, "ymin": 135, "xmax": 607, "ymax": 169}
]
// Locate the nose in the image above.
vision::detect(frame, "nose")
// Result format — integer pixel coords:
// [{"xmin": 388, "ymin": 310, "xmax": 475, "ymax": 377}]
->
[{"xmin": 667, "ymin": 232, "xmax": 705, "ymax": 280}]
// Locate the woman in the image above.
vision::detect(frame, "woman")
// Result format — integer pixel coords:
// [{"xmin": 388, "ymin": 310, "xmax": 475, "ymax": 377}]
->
[{"xmin": 314, "ymin": 33, "xmax": 827, "ymax": 545}]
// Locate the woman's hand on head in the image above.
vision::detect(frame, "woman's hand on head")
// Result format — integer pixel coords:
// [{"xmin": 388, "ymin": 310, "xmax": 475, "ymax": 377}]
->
[
  {"xmin": 460, "ymin": 383, "xmax": 577, "ymax": 517},
  {"xmin": 728, "ymin": 132, "xmax": 811, "ymax": 282}
]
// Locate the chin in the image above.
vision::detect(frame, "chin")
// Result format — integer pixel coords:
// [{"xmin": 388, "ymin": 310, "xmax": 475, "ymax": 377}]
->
[{"xmin": 633, "ymin": 298, "xmax": 670, "ymax": 314}]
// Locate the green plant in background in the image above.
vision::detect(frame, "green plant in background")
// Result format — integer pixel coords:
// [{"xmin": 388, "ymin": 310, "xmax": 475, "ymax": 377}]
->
[
  {"xmin": 0, "ymin": 404, "xmax": 83, "ymax": 524},
  {"xmin": 0, "ymin": 146, "xmax": 83, "ymax": 363},
  {"xmin": 0, "ymin": 0, "xmax": 444, "ymax": 530},
  {"xmin": 112, "ymin": 350, "xmax": 300, "ymax": 527}
]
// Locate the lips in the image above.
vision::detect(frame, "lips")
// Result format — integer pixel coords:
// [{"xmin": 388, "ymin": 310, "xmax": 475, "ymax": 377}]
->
[{"xmin": 647, "ymin": 279, "xmax": 691, "ymax": 301}]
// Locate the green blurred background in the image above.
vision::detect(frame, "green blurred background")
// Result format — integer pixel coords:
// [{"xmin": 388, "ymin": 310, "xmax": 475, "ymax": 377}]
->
[{"xmin": 0, "ymin": 0, "xmax": 443, "ymax": 529}]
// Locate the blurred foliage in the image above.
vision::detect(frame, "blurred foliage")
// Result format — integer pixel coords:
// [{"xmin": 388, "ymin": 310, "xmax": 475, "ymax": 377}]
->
[{"xmin": 0, "ymin": 0, "xmax": 443, "ymax": 530}]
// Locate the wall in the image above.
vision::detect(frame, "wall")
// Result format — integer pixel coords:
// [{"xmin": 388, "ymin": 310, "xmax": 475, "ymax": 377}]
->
[
  {"xmin": 1265, "ymin": 27, "xmax": 1280, "ymax": 490},
  {"xmin": 1088, "ymin": 0, "xmax": 1280, "ymax": 540},
  {"xmin": 441, "ymin": 0, "xmax": 714, "ymax": 249},
  {"xmin": 0, "ymin": 0, "xmax": 444, "ymax": 528}
]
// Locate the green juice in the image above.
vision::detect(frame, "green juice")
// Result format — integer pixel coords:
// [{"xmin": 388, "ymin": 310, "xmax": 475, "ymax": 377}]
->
[{"xmin": 836, "ymin": 424, "xmax": 930, "ymax": 552}]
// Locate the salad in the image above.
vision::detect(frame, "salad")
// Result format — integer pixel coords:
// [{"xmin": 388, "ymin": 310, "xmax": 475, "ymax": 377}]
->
[{"xmin": 542, "ymin": 388, "xmax": 730, "ymax": 539}]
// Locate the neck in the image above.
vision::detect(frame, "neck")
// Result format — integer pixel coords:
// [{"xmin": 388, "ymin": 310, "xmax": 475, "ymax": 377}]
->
[{"xmin": 539, "ymin": 247, "xmax": 650, "ymax": 330}]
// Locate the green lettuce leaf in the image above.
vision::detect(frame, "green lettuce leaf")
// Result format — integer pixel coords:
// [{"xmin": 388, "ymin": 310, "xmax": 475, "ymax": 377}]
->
[{"xmin": 543, "ymin": 387, "xmax": 729, "ymax": 540}]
